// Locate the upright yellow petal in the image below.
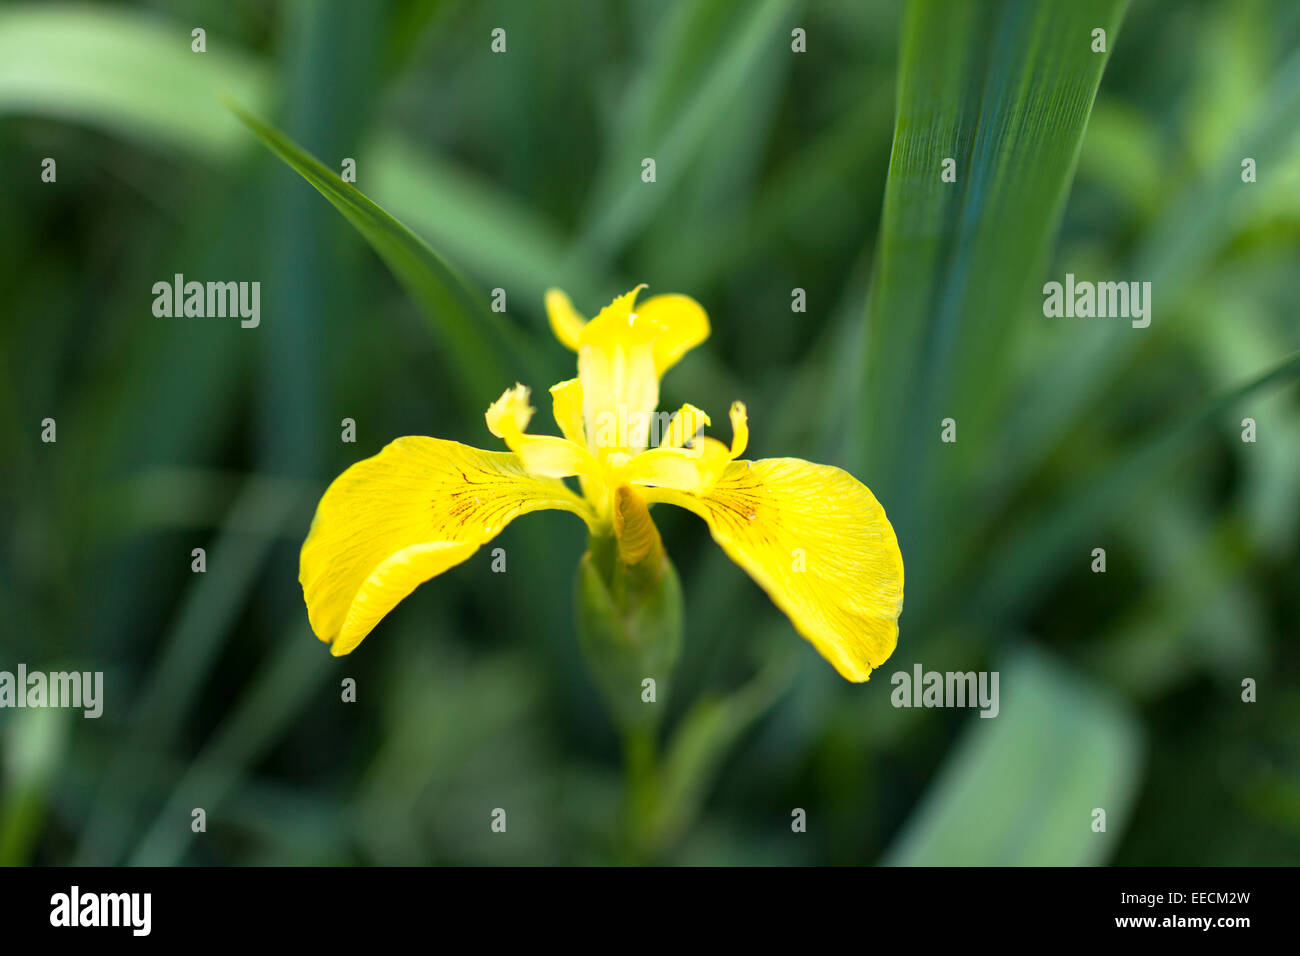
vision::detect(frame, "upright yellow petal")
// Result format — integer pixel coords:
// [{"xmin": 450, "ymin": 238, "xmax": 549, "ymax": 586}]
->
[
  {"xmin": 578, "ymin": 287, "xmax": 659, "ymax": 455},
  {"xmin": 564, "ymin": 286, "xmax": 711, "ymax": 457},
  {"xmin": 548, "ymin": 377, "xmax": 606, "ymax": 507},
  {"xmin": 548, "ymin": 378, "xmax": 587, "ymax": 445},
  {"xmin": 641, "ymin": 458, "xmax": 903, "ymax": 681},
  {"xmin": 658, "ymin": 403, "xmax": 711, "ymax": 450},
  {"xmin": 300, "ymin": 437, "xmax": 593, "ymax": 656},
  {"xmin": 545, "ymin": 288, "xmax": 586, "ymax": 351},
  {"xmin": 726, "ymin": 400, "xmax": 749, "ymax": 457},
  {"xmin": 635, "ymin": 293, "xmax": 710, "ymax": 375}
]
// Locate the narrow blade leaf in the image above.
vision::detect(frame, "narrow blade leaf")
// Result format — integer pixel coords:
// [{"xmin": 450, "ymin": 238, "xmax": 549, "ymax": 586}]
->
[{"xmin": 228, "ymin": 101, "xmax": 541, "ymax": 412}]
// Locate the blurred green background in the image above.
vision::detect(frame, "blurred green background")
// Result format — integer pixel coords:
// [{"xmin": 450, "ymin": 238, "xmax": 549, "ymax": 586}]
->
[{"xmin": 2, "ymin": 0, "xmax": 1298, "ymax": 866}]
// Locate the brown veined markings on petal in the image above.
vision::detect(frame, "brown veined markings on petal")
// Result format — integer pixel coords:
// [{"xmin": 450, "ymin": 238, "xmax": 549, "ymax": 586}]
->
[
  {"xmin": 641, "ymin": 457, "xmax": 903, "ymax": 680},
  {"xmin": 433, "ymin": 463, "xmax": 543, "ymax": 539},
  {"xmin": 302, "ymin": 437, "xmax": 597, "ymax": 653}
]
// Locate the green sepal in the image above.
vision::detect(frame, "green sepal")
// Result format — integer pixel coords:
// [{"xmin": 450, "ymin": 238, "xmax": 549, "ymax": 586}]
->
[{"xmin": 575, "ymin": 531, "xmax": 683, "ymax": 732}]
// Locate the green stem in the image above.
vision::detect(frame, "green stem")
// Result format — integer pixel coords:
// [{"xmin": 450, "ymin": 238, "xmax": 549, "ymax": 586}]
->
[{"xmin": 619, "ymin": 725, "xmax": 659, "ymax": 864}]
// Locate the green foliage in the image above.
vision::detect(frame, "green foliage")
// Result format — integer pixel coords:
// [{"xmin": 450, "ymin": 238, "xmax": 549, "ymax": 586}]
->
[
  {"xmin": 883, "ymin": 646, "xmax": 1143, "ymax": 866},
  {"xmin": 229, "ymin": 100, "xmax": 542, "ymax": 414},
  {"xmin": 863, "ymin": 0, "xmax": 1130, "ymax": 626},
  {"xmin": 1, "ymin": 0, "xmax": 1298, "ymax": 866}
]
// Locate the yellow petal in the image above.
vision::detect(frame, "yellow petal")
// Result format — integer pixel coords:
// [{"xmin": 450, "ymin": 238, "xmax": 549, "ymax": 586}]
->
[
  {"xmin": 545, "ymin": 288, "xmax": 586, "ymax": 351},
  {"xmin": 578, "ymin": 287, "xmax": 659, "ymax": 454},
  {"xmin": 549, "ymin": 377, "xmax": 606, "ymax": 505},
  {"xmin": 623, "ymin": 437, "xmax": 732, "ymax": 495},
  {"xmin": 658, "ymin": 403, "xmax": 711, "ymax": 450},
  {"xmin": 727, "ymin": 400, "xmax": 749, "ymax": 458},
  {"xmin": 577, "ymin": 286, "xmax": 648, "ymax": 344},
  {"xmin": 624, "ymin": 399, "xmax": 743, "ymax": 494},
  {"xmin": 485, "ymin": 383, "xmax": 534, "ymax": 438},
  {"xmin": 642, "ymin": 458, "xmax": 903, "ymax": 681},
  {"xmin": 326, "ymin": 540, "xmax": 478, "ymax": 656},
  {"xmin": 566, "ymin": 286, "xmax": 710, "ymax": 455},
  {"xmin": 486, "ymin": 383, "xmax": 600, "ymax": 479},
  {"xmin": 300, "ymin": 437, "xmax": 593, "ymax": 655},
  {"xmin": 612, "ymin": 485, "xmax": 664, "ymax": 567},
  {"xmin": 549, "ymin": 378, "xmax": 587, "ymax": 445},
  {"xmin": 510, "ymin": 434, "xmax": 601, "ymax": 480},
  {"xmin": 635, "ymin": 293, "xmax": 710, "ymax": 375}
]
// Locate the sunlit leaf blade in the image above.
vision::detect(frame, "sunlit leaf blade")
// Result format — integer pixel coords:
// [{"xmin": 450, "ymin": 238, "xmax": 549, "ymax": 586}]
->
[
  {"xmin": 0, "ymin": 5, "xmax": 269, "ymax": 157},
  {"xmin": 860, "ymin": 0, "xmax": 1128, "ymax": 606},
  {"xmin": 883, "ymin": 646, "xmax": 1143, "ymax": 865},
  {"xmin": 228, "ymin": 100, "xmax": 541, "ymax": 410},
  {"xmin": 0, "ymin": 709, "xmax": 68, "ymax": 865}
]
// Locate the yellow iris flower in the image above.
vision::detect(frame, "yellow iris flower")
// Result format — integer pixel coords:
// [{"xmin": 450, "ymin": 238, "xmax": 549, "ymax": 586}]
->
[{"xmin": 299, "ymin": 285, "xmax": 904, "ymax": 681}]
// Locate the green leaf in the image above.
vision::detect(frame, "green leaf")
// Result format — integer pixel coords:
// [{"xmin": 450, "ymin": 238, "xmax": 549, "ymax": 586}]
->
[
  {"xmin": 0, "ymin": 3, "xmax": 591, "ymax": 364},
  {"xmin": 572, "ymin": 0, "xmax": 798, "ymax": 268},
  {"xmin": 975, "ymin": 349, "xmax": 1300, "ymax": 618},
  {"xmin": 0, "ymin": 4, "xmax": 269, "ymax": 158},
  {"xmin": 364, "ymin": 131, "xmax": 604, "ymax": 312},
  {"xmin": 76, "ymin": 477, "xmax": 305, "ymax": 865},
  {"xmin": 228, "ymin": 100, "xmax": 541, "ymax": 412},
  {"xmin": 650, "ymin": 651, "xmax": 793, "ymax": 851},
  {"xmin": 1004, "ymin": 37, "xmax": 1300, "ymax": 471},
  {"xmin": 0, "ymin": 708, "xmax": 69, "ymax": 866},
  {"xmin": 128, "ymin": 621, "xmax": 334, "ymax": 866},
  {"xmin": 883, "ymin": 645, "xmax": 1143, "ymax": 865},
  {"xmin": 1135, "ymin": 28, "xmax": 1300, "ymax": 290},
  {"xmin": 860, "ymin": 0, "xmax": 1128, "ymax": 597}
]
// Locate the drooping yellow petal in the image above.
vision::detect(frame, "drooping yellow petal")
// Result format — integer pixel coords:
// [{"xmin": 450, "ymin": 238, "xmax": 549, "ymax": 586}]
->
[
  {"xmin": 486, "ymin": 383, "xmax": 600, "ymax": 479},
  {"xmin": 635, "ymin": 293, "xmax": 710, "ymax": 375},
  {"xmin": 545, "ymin": 288, "xmax": 586, "ymax": 351},
  {"xmin": 324, "ymin": 540, "xmax": 478, "ymax": 656},
  {"xmin": 300, "ymin": 437, "xmax": 593, "ymax": 655},
  {"xmin": 642, "ymin": 458, "xmax": 904, "ymax": 681}
]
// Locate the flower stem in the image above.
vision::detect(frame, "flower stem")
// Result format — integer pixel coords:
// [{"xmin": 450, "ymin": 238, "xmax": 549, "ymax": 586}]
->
[{"xmin": 618, "ymin": 724, "xmax": 659, "ymax": 864}]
